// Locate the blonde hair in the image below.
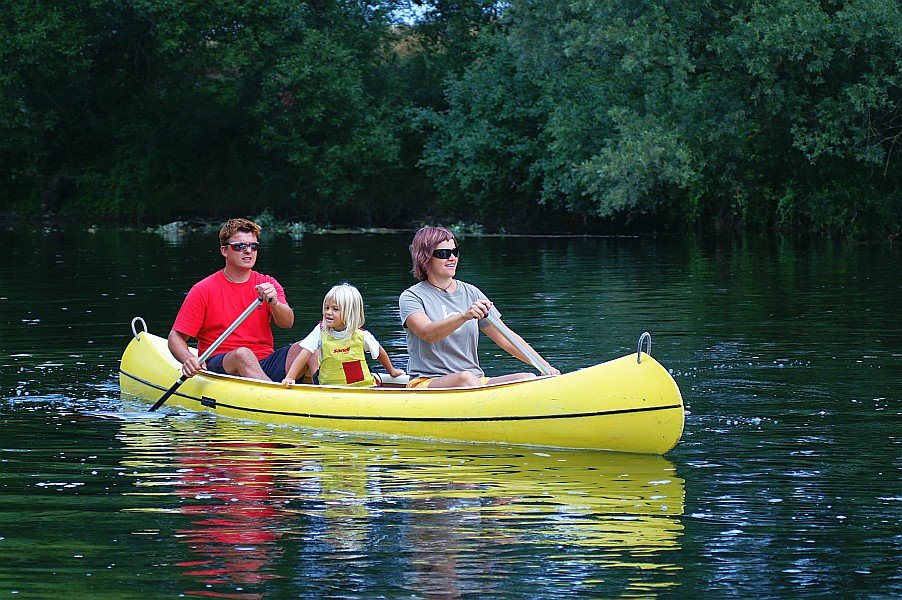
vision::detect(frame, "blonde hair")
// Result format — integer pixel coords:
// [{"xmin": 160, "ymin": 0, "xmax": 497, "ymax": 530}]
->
[
  {"xmin": 219, "ymin": 218, "xmax": 261, "ymax": 246},
  {"xmin": 323, "ymin": 283, "xmax": 365, "ymax": 335}
]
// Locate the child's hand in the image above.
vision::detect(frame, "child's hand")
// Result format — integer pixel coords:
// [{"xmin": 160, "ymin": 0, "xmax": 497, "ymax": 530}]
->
[
  {"xmin": 281, "ymin": 378, "xmax": 295, "ymax": 388},
  {"xmin": 389, "ymin": 368, "xmax": 405, "ymax": 378}
]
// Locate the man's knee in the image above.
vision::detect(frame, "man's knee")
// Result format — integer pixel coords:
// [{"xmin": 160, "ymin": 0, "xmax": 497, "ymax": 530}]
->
[
  {"xmin": 223, "ymin": 347, "xmax": 262, "ymax": 374},
  {"xmin": 232, "ymin": 347, "xmax": 258, "ymax": 364}
]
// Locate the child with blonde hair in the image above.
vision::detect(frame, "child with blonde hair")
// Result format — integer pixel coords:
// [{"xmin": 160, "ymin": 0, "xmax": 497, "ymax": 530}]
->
[{"xmin": 282, "ymin": 283, "xmax": 404, "ymax": 387}]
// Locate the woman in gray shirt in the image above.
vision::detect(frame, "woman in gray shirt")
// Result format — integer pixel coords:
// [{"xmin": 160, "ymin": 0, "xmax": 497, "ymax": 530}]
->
[{"xmin": 399, "ymin": 226, "xmax": 559, "ymax": 388}]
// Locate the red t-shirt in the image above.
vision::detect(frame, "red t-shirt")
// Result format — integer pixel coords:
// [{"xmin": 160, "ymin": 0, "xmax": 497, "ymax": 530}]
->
[{"xmin": 172, "ymin": 270, "xmax": 287, "ymax": 360}]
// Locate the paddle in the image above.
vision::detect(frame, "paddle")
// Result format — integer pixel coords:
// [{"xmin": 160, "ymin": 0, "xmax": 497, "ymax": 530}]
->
[
  {"xmin": 149, "ymin": 298, "xmax": 263, "ymax": 412},
  {"xmin": 484, "ymin": 313, "xmax": 552, "ymax": 376}
]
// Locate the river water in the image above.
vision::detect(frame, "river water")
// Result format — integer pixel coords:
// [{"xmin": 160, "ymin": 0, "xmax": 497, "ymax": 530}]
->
[{"xmin": 1, "ymin": 225, "xmax": 899, "ymax": 598}]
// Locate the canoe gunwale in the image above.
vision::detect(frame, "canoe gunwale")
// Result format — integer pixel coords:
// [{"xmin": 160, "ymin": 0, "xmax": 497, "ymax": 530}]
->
[{"xmin": 119, "ymin": 330, "xmax": 685, "ymax": 453}]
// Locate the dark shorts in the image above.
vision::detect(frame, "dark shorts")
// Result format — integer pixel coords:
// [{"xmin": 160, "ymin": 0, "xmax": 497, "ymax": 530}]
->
[{"xmin": 206, "ymin": 345, "xmax": 292, "ymax": 381}]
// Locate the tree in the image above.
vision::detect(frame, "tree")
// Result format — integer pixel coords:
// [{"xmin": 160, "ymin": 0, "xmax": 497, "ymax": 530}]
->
[{"xmin": 421, "ymin": 0, "xmax": 901, "ymax": 238}]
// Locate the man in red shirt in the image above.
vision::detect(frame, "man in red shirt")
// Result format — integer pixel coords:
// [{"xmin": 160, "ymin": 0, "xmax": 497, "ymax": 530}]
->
[{"xmin": 168, "ymin": 218, "xmax": 298, "ymax": 380}]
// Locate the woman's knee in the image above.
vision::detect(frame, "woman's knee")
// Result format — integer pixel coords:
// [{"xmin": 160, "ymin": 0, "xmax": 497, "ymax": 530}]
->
[{"xmin": 453, "ymin": 371, "xmax": 482, "ymax": 387}]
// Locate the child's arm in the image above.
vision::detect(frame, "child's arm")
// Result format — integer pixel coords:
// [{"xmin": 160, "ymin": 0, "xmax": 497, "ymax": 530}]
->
[
  {"xmin": 282, "ymin": 346, "xmax": 313, "ymax": 387},
  {"xmin": 377, "ymin": 345, "xmax": 405, "ymax": 378}
]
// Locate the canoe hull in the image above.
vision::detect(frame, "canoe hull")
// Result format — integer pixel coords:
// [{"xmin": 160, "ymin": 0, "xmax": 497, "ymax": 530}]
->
[{"xmin": 119, "ymin": 331, "xmax": 685, "ymax": 454}]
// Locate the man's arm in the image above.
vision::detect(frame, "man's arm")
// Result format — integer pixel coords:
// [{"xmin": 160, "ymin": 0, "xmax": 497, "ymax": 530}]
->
[
  {"xmin": 167, "ymin": 329, "xmax": 203, "ymax": 378},
  {"xmin": 269, "ymin": 299, "xmax": 294, "ymax": 329},
  {"xmin": 255, "ymin": 282, "xmax": 294, "ymax": 329}
]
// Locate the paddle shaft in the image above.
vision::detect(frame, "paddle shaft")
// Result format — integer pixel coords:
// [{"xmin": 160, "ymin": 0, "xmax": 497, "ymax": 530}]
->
[
  {"xmin": 149, "ymin": 298, "xmax": 263, "ymax": 411},
  {"xmin": 484, "ymin": 313, "xmax": 552, "ymax": 376}
]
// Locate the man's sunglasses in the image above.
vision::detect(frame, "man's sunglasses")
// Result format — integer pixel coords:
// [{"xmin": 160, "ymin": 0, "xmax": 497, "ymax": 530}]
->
[
  {"xmin": 432, "ymin": 247, "xmax": 460, "ymax": 259},
  {"xmin": 224, "ymin": 242, "xmax": 261, "ymax": 252}
]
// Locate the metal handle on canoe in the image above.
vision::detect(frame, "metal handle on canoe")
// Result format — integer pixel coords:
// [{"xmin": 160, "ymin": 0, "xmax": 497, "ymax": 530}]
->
[
  {"xmin": 131, "ymin": 316, "xmax": 148, "ymax": 339},
  {"xmin": 637, "ymin": 332, "xmax": 652, "ymax": 363},
  {"xmin": 485, "ymin": 313, "xmax": 552, "ymax": 376}
]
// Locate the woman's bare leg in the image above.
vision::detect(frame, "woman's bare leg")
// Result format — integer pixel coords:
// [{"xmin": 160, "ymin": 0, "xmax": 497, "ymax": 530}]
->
[
  {"xmin": 426, "ymin": 371, "xmax": 483, "ymax": 388},
  {"xmin": 486, "ymin": 372, "xmax": 537, "ymax": 385}
]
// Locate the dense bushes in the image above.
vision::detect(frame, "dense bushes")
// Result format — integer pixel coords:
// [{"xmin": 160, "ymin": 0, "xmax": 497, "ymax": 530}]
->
[{"xmin": 1, "ymin": 1, "xmax": 898, "ymax": 240}]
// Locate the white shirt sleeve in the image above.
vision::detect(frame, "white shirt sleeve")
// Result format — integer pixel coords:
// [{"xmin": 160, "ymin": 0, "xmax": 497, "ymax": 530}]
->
[
  {"xmin": 362, "ymin": 330, "xmax": 381, "ymax": 359},
  {"xmin": 298, "ymin": 325, "xmax": 322, "ymax": 354}
]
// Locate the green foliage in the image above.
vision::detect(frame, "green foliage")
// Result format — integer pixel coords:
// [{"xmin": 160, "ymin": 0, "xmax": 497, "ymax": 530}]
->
[
  {"xmin": 445, "ymin": 221, "xmax": 485, "ymax": 237},
  {"xmin": 256, "ymin": 27, "xmax": 400, "ymax": 211},
  {"xmin": 417, "ymin": 28, "xmax": 546, "ymax": 225},
  {"xmin": 0, "ymin": 1, "xmax": 898, "ymax": 240},
  {"xmin": 0, "ymin": 1, "xmax": 93, "ymax": 206},
  {"xmin": 0, "ymin": 1, "xmax": 408, "ymax": 225}
]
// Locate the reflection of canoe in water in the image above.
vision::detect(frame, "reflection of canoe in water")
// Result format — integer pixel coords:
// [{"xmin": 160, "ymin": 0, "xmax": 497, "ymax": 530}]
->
[
  {"xmin": 119, "ymin": 328, "xmax": 685, "ymax": 454},
  {"xmin": 118, "ymin": 419, "xmax": 685, "ymax": 577},
  {"xmin": 114, "ymin": 417, "xmax": 685, "ymax": 594},
  {"xmin": 118, "ymin": 417, "xmax": 685, "ymax": 532}
]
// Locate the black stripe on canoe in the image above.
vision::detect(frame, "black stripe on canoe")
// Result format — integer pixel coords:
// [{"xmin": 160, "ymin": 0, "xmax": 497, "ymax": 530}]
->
[
  {"xmin": 213, "ymin": 400, "xmax": 685, "ymax": 422},
  {"xmin": 120, "ymin": 368, "xmax": 682, "ymax": 422}
]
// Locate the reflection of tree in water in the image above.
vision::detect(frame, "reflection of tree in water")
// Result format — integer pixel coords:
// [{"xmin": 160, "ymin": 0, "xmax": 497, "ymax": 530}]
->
[{"xmin": 174, "ymin": 442, "xmax": 286, "ymax": 598}]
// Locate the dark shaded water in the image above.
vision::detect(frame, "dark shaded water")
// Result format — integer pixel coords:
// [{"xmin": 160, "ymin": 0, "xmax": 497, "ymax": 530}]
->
[{"xmin": 1, "ymin": 226, "xmax": 899, "ymax": 597}]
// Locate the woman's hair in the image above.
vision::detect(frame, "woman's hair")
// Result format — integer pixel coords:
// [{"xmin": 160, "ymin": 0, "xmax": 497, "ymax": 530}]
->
[
  {"xmin": 323, "ymin": 283, "xmax": 365, "ymax": 334},
  {"xmin": 409, "ymin": 226, "xmax": 456, "ymax": 281},
  {"xmin": 219, "ymin": 218, "xmax": 261, "ymax": 246}
]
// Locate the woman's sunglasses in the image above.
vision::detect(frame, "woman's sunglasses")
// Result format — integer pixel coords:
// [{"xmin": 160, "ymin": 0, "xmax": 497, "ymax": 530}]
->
[
  {"xmin": 432, "ymin": 247, "xmax": 460, "ymax": 259},
  {"xmin": 224, "ymin": 242, "xmax": 261, "ymax": 252}
]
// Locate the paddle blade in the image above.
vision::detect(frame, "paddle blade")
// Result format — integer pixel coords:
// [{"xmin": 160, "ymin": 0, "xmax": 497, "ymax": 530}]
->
[{"xmin": 149, "ymin": 375, "xmax": 187, "ymax": 412}]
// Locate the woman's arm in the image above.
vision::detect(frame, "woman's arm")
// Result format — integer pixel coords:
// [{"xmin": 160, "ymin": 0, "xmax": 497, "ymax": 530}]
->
[
  {"xmin": 483, "ymin": 320, "xmax": 560, "ymax": 375},
  {"xmin": 403, "ymin": 298, "xmax": 494, "ymax": 343}
]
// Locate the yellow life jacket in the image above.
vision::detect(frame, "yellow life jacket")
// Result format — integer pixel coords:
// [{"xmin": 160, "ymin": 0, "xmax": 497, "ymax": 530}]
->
[{"xmin": 319, "ymin": 327, "xmax": 375, "ymax": 387}]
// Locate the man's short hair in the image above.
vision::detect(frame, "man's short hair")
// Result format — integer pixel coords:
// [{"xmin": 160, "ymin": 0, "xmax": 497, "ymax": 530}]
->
[{"xmin": 219, "ymin": 218, "xmax": 262, "ymax": 246}]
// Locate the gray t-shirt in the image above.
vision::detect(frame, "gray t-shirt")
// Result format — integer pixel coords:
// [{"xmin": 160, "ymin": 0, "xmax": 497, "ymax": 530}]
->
[{"xmin": 399, "ymin": 281, "xmax": 501, "ymax": 378}]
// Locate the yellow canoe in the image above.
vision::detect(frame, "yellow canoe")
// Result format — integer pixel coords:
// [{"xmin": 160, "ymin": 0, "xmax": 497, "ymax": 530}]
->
[{"xmin": 118, "ymin": 324, "xmax": 685, "ymax": 454}]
